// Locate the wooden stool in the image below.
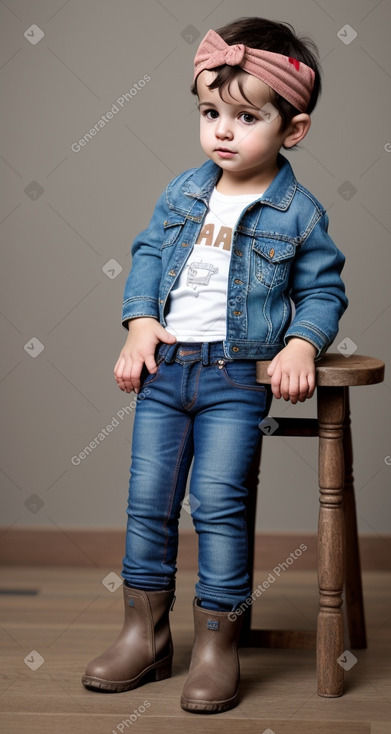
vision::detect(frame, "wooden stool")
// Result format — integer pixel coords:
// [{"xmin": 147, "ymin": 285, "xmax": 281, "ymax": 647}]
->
[{"xmin": 241, "ymin": 353, "xmax": 385, "ymax": 697}]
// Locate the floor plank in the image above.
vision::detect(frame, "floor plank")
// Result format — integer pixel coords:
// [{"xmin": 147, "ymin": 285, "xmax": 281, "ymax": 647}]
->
[{"xmin": 0, "ymin": 567, "xmax": 390, "ymax": 733}]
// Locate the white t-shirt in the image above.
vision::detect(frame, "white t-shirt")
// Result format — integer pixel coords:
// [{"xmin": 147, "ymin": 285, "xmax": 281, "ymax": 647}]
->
[{"xmin": 165, "ymin": 187, "xmax": 262, "ymax": 341}]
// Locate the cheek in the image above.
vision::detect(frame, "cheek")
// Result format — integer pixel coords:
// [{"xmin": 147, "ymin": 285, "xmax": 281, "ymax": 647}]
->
[
  {"xmin": 199, "ymin": 124, "xmax": 211, "ymax": 152},
  {"xmin": 199, "ymin": 120, "xmax": 208, "ymax": 139},
  {"xmin": 200, "ymin": 122, "xmax": 214, "ymax": 146},
  {"xmin": 244, "ymin": 124, "xmax": 279, "ymax": 150},
  {"xmin": 240, "ymin": 126, "xmax": 269, "ymax": 149}
]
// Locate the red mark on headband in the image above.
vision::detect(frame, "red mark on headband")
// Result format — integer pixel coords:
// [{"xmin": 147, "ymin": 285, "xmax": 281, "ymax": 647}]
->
[{"xmin": 289, "ymin": 58, "xmax": 300, "ymax": 71}]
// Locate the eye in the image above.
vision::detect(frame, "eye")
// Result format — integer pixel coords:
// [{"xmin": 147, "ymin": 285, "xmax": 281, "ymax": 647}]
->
[
  {"xmin": 240, "ymin": 112, "xmax": 257, "ymax": 124},
  {"xmin": 201, "ymin": 108, "xmax": 219, "ymax": 120}
]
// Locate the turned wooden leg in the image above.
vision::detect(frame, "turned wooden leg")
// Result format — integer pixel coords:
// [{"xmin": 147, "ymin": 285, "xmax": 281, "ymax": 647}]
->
[
  {"xmin": 317, "ymin": 386, "xmax": 345, "ymax": 696},
  {"xmin": 342, "ymin": 387, "xmax": 367, "ymax": 649}
]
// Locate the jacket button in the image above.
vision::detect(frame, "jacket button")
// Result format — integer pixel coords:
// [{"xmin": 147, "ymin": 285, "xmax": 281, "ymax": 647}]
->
[
  {"xmin": 234, "ymin": 278, "xmax": 243, "ymax": 284},
  {"xmin": 234, "ymin": 249, "xmax": 243, "ymax": 257},
  {"xmin": 181, "ymin": 242, "xmax": 189, "ymax": 247},
  {"xmin": 232, "ymin": 346, "xmax": 240, "ymax": 353},
  {"xmin": 269, "ymin": 248, "xmax": 275, "ymax": 258},
  {"xmin": 168, "ymin": 269, "xmax": 176, "ymax": 276},
  {"xmin": 233, "ymin": 310, "xmax": 242, "ymax": 316}
]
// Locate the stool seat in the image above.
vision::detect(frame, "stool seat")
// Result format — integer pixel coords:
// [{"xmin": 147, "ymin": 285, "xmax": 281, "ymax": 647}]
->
[
  {"xmin": 257, "ymin": 353, "xmax": 385, "ymax": 386},
  {"xmin": 242, "ymin": 352, "xmax": 385, "ymax": 698}
]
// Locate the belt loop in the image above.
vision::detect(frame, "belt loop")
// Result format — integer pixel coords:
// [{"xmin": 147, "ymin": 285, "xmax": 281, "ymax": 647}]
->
[
  {"xmin": 201, "ymin": 342, "xmax": 210, "ymax": 366},
  {"xmin": 164, "ymin": 342, "xmax": 179, "ymax": 363}
]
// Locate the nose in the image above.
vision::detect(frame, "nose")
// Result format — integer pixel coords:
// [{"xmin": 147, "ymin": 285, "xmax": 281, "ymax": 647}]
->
[{"xmin": 215, "ymin": 115, "xmax": 234, "ymax": 140}]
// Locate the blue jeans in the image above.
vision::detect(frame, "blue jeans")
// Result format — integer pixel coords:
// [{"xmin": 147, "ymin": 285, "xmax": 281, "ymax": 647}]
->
[{"xmin": 121, "ymin": 341, "xmax": 272, "ymax": 611}]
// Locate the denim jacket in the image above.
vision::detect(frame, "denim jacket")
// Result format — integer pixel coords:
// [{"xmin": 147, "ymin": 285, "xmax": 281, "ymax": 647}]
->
[{"xmin": 122, "ymin": 153, "xmax": 348, "ymax": 360}]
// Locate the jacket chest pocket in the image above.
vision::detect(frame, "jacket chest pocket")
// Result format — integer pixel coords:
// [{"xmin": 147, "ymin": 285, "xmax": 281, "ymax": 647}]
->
[
  {"xmin": 161, "ymin": 216, "xmax": 186, "ymax": 248},
  {"xmin": 252, "ymin": 238, "xmax": 296, "ymax": 288}
]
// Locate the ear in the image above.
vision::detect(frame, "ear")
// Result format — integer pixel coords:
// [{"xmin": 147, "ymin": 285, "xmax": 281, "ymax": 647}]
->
[{"xmin": 282, "ymin": 113, "xmax": 311, "ymax": 148}]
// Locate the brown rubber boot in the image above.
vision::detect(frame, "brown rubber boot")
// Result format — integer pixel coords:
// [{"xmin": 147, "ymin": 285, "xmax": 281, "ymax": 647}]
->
[
  {"xmin": 180, "ymin": 596, "xmax": 244, "ymax": 714},
  {"xmin": 82, "ymin": 582, "xmax": 175, "ymax": 692}
]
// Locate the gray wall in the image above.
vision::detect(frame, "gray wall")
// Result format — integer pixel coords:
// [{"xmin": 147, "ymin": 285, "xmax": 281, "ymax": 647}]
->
[{"xmin": 1, "ymin": 0, "xmax": 390, "ymax": 538}]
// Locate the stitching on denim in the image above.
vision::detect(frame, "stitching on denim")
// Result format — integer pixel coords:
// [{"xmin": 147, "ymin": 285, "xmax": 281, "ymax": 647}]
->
[
  {"xmin": 220, "ymin": 365, "xmax": 267, "ymax": 393},
  {"xmin": 182, "ymin": 362, "xmax": 202, "ymax": 410}
]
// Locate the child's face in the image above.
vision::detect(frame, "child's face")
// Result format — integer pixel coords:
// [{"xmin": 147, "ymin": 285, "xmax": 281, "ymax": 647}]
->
[{"xmin": 197, "ymin": 70, "xmax": 293, "ymax": 179}]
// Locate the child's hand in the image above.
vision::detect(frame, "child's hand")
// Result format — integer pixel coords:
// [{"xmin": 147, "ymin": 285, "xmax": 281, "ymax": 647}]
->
[
  {"xmin": 114, "ymin": 317, "xmax": 176, "ymax": 394},
  {"xmin": 266, "ymin": 338, "xmax": 316, "ymax": 403}
]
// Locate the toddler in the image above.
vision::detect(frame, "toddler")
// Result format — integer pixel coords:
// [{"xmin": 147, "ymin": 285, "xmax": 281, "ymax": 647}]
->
[{"xmin": 82, "ymin": 16, "xmax": 348, "ymax": 714}]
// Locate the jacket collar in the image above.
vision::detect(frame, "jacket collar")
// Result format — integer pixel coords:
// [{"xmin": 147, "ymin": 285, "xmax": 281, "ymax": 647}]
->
[{"xmin": 180, "ymin": 153, "xmax": 297, "ymax": 211}]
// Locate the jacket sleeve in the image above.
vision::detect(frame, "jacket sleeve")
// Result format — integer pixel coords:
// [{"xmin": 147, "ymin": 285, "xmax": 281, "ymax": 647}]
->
[
  {"xmin": 283, "ymin": 211, "xmax": 348, "ymax": 359},
  {"xmin": 121, "ymin": 188, "xmax": 168, "ymax": 329}
]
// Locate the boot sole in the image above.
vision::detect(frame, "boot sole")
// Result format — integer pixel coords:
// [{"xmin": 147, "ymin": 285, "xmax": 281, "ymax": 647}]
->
[
  {"xmin": 82, "ymin": 655, "xmax": 172, "ymax": 693},
  {"xmin": 180, "ymin": 689, "xmax": 239, "ymax": 714}
]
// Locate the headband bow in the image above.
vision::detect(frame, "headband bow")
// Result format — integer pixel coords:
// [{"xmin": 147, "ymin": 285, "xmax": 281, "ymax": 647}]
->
[{"xmin": 193, "ymin": 29, "xmax": 315, "ymax": 112}]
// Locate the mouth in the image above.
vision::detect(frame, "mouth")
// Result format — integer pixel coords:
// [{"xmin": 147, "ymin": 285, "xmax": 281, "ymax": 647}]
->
[{"xmin": 215, "ymin": 148, "xmax": 237, "ymax": 158}]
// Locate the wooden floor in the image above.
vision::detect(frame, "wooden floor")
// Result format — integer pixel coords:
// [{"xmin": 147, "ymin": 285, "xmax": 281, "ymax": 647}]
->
[{"xmin": 0, "ymin": 566, "xmax": 390, "ymax": 733}]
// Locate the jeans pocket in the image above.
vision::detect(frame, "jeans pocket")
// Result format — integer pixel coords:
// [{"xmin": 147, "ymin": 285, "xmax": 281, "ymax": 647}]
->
[
  {"xmin": 220, "ymin": 360, "xmax": 267, "ymax": 392},
  {"xmin": 139, "ymin": 354, "xmax": 165, "ymax": 391}
]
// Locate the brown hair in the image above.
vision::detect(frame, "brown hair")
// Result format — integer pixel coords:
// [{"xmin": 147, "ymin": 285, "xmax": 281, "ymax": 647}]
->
[{"xmin": 191, "ymin": 17, "xmax": 322, "ymax": 133}]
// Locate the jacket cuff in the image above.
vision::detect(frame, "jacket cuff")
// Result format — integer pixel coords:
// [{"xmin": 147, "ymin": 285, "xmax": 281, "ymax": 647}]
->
[
  {"xmin": 122, "ymin": 297, "xmax": 159, "ymax": 329},
  {"xmin": 284, "ymin": 322, "xmax": 330, "ymax": 359}
]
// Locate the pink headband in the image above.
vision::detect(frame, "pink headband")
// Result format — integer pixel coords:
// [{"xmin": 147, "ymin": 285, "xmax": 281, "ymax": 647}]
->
[{"xmin": 193, "ymin": 29, "xmax": 315, "ymax": 113}]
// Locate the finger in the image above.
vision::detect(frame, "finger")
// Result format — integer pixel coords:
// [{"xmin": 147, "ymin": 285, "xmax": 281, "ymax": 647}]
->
[
  {"xmin": 129, "ymin": 358, "xmax": 144, "ymax": 394},
  {"xmin": 270, "ymin": 365, "xmax": 282, "ymax": 399},
  {"xmin": 307, "ymin": 371, "xmax": 316, "ymax": 399},
  {"xmin": 113, "ymin": 355, "xmax": 121, "ymax": 376},
  {"xmin": 144, "ymin": 353, "xmax": 157, "ymax": 374},
  {"xmin": 287, "ymin": 374, "xmax": 300, "ymax": 404},
  {"xmin": 114, "ymin": 356, "xmax": 127, "ymax": 391},
  {"xmin": 296, "ymin": 372, "xmax": 311, "ymax": 402},
  {"xmin": 158, "ymin": 325, "xmax": 177, "ymax": 344},
  {"xmin": 121, "ymin": 356, "xmax": 137, "ymax": 393},
  {"xmin": 113, "ymin": 355, "xmax": 122, "ymax": 378},
  {"xmin": 280, "ymin": 372, "xmax": 291, "ymax": 401},
  {"xmin": 266, "ymin": 358, "xmax": 277, "ymax": 376}
]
